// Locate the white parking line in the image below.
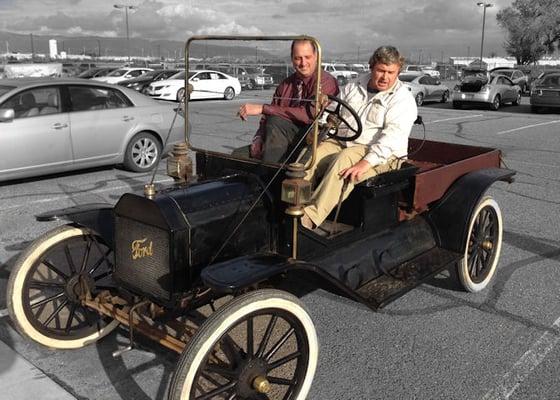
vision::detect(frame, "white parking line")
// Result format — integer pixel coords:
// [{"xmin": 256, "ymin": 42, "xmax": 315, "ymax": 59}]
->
[
  {"xmin": 0, "ymin": 309, "xmax": 8, "ymax": 318},
  {"xmin": 482, "ymin": 316, "xmax": 560, "ymax": 400},
  {"xmin": 496, "ymin": 120, "xmax": 560, "ymax": 135},
  {"xmin": 427, "ymin": 114, "xmax": 483, "ymax": 124},
  {"xmin": 1, "ymin": 177, "xmax": 173, "ymax": 213}
]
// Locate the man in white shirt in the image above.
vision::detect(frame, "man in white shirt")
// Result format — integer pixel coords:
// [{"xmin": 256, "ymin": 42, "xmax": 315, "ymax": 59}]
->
[{"xmin": 301, "ymin": 45, "xmax": 417, "ymax": 229}]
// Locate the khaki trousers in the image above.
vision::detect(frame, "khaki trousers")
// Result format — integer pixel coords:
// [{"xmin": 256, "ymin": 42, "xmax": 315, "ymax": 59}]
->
[{"xmin": 303, "ymin": 139, "xmax": 400, "ymax": 227}]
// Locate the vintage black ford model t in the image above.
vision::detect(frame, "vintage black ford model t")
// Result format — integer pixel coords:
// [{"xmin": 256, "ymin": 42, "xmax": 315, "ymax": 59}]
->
[{"xmin": 7, "ymin": 36, "xmax": 515, "ymax": 400}]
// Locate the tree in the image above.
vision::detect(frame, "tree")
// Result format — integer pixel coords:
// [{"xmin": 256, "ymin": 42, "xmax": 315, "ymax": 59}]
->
[{"xmin": 496, "ymin": 0, "xmax": 560, "ymax": 64}]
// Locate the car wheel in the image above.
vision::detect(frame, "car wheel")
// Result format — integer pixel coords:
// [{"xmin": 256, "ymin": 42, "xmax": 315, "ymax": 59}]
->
[
  {"xmin": 223, "ymin": 86, "xmax": 235, "ymax": 100},
  {"xmin": 415, "ymin": 92, "xmax": 424, "ymax": 107},
  {"xmin": 441, "ymin": 91, "xmax": 449, "ymax": 103},
  {"xmin": 168, "ymin": 289, "xmax": 318, "ymax": 400},
  {"xmin": 457, "ymin": 196, "xmax": 503, "ymax": 293},
  {"xmin": 176, "ymin": 88, "xmax": 185, "ymax": 102},
  {"xmin": 247, "ymin": 80, "xmax": 255, "ymax": 90},
  {"xmin": 123, "ymin": 131, "xmax": 162, "ymax": 172},
  {"xmin": 490, "ymin": 95, "xmax": 501, "ymax": 111},
  {"xmin": 7, "ymin": 225, "xmax": 119, "ymax": 349},
  {"xmin": 512, "ymin": 91, "xmax": 521, "ymax": 106},
  {"xmin": 452, "ymin": 101, "xmax": 462, "ymax": 109}
]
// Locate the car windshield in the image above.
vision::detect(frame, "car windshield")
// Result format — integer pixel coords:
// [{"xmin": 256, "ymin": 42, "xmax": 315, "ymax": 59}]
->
[
  {"xmin": 169, "ymin": 71, "xmax": 186, "ymax": 80},
  {"xmin": 140, "ymin": 70, "xmax": 159, "ymax": 78},
  {"xmin": 0, "ymin": 85, "xmax": 15, "ymax": 97},
  {"xmin": 106, "ymin": 69, "xmax": 128, "ymax": 77},
  {"xmin": 540, "ymin": 75, "xmax": 560, "ymax": 87},
  {"xmin": 399, "ymin": 74, "xmax": 418, "ymax": 82},
  {"xmin": 493, "ymin": 70, "xmax": 513, "ymax": 78}
]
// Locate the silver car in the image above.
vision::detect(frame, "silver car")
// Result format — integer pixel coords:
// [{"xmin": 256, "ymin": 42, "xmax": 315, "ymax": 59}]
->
[
  {"xmin": 0, "ymin": 78, "xmax": 184, "ymax": 181},
  {"xmin": 452, "ymin": 74, "xmax": 521, "ymax": 111},
  {"xmin": 399, "ymin": 73, "xmax": 450, "ymax": 106}
]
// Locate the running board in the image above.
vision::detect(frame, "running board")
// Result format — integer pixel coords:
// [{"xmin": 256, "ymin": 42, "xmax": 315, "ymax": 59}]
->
[{"xmin": 356, "ymin": 247, "xmax": 461, "ymax": 309}]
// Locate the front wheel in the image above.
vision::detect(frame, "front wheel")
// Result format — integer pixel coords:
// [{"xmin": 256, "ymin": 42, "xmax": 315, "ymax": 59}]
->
[
  {"xmin": 176, "ymin": 88, "xmax": 185, "ymax": 102},
  {"xmin": 441, "ymin": 91, "xmax": 449, "ymax": 103},
  {"xmin": 123, "ymin": 131, "xmax": 162, "ymax": 172},
  {"xmin": 457, "ymin": 197, "xmax": 503, "ymax": 292},
  {"xmin": 7, "ymin": 225, "xmax": 119, "ymax": 349},
  {"xmin": 223, "ymin": 86, "xmax": 235, "ymax": 100},
  {"xmin": 168, "ymin": 289, "xmax": 318, "ymax": 400}
]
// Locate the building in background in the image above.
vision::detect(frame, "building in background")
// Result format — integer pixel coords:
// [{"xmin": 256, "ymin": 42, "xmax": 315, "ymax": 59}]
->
[{"xmin": 49, "ymin": 39, "xmax": 58, "ymax": 58}]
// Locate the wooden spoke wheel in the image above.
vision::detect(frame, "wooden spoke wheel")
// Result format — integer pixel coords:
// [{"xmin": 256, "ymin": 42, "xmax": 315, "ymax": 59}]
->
[
  {"xmin": 457, "ymin": 197, "xmax": 503, "ymax": 292},
  {"xmin": 7, "ymin": 225, "xmax": 119, "ymax": 349},
  {"xmin": 168, "ymin": 289, "xmax": 318, "ymax": 400}
]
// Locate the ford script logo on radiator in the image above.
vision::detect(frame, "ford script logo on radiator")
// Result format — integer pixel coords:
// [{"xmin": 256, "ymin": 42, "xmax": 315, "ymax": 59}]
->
[{"xmin": 131, "ymin": 238, "xmax": 153, "ymax": 260}]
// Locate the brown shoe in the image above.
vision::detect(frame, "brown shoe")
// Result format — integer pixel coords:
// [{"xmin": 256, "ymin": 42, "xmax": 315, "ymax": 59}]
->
[{"xmin": 301, "ymin": 214, "xmax": 314, "ymax": 229}]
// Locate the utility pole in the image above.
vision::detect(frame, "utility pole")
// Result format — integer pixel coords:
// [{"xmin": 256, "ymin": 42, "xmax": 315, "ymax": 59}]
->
[
  {"xmin": 114, "ymin": 4, "xmax": 137, "ymax": 64},
  {"xmin": 477, "ymin": 2, "xmax": 493, "ymax": 69}
]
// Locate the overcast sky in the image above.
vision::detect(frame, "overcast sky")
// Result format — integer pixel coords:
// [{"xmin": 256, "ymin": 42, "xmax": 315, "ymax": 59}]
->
[{"xmin": 0, "ymin": 0, "xmax": 514, "ymax": 60}]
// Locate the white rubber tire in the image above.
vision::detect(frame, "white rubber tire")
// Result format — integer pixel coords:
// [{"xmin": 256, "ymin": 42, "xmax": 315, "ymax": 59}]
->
[
  {"xmin": 457, "ymin": 197, "xmax": 503, "ymax": 293},
  {"xmin": 168, "ymin": 289, "xmax": 318, "ymax": 400},
  {"xmin": 7, "ymin": 225, "xmax": 119, "ymax": 349}
]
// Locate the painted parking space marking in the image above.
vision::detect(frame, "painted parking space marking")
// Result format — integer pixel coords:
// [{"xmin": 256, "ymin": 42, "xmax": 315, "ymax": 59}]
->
[
  {"xmin": 496, "ymin": 120, "xmax": 560, "ymax": 135},
  {"xmin": 482, "ymin": 316, "xmax": 560, "ymax": 400},
  {"xmin": 0, "ymin": 177, "xmax": 173, "ymax": 213},
  {"xmin": 0, "ymin": 309, "xmax": 8, "ymax": 318},
  {"xmin": 427, "ymin": 114, "xmax": 483, "ymax": 124}
]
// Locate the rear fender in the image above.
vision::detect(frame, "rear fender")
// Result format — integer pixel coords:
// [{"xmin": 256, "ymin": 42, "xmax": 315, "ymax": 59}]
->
[
  {"xmin": 36, "ymin": 203, "xmax": 114, "ymax": 247},
  {"xmin": 426, "ymin": 168, "xmax": 515, "ymax": 253}
]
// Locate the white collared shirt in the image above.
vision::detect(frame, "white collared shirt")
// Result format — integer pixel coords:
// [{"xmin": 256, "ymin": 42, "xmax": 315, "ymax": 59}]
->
[{"xmin": 338, "ymin": 74, "xmax": 417, "ymax": 166}]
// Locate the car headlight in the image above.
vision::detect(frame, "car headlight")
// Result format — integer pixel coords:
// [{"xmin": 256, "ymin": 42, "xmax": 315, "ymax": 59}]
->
[{"xmin": 480, "ymin": 85, "xmax": 490, "ymax": 92}]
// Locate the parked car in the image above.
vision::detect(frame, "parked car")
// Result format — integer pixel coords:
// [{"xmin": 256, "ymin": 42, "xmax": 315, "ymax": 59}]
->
[
  {"xmin": 399, "ymin": 72, "xmax": 450, "ymax": 106},
  {"xmin": 530, "ymin": 72, "xmax": 560, "ymax": 113},
  {"xmin": 263, "ymin": 64, "xmax": 294, "ymax": 86},
  {"xmin": 452, "ymin": 74, "xmax": 521, "ymax": 111},
  {"xmin": 0, "ymin": 78, "xmax": 184, "ymax": 181},
  {"xmin": 77, "ymin": 67, "xmax": 119, "ymax": 79},
  {"xmin": 323, "ymin": 63, "xmax": 358, "ymax": 85},
  {"xmin": 145, "ymin": 70, "xmax": 241, "ymax": 101},
  {"xmin": 91, "ymin": 67, "xmax": 153, "ymax": 84},
  {"xmin": 118, "ymin": 69, "xmax": 182, "ymax": 93},
  {"xmin": 489, "ymin": 67, "xmax": 530, "ymax": 93},
  {"xmin": 530, "ymin": 69, "xmax": 560, "ymax": 92}
]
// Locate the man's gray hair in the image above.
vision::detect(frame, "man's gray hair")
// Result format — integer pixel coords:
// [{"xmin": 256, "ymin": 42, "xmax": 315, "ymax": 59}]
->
[{"xmin": 368, "ymin": 46, "xmax": 405, "ymax": 69}]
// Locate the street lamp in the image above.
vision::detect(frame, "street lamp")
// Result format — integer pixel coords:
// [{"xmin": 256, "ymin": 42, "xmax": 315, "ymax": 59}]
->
[
  {"xmin": 477, "ymin": 2, "xmax": 493, "ymax": 69},
  {"xmin": 114, "ymin": 3, "xmax": 137, "ymax": 64}
]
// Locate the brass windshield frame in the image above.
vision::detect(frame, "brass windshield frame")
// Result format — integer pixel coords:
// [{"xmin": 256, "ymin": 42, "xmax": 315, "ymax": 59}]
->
[{"xmin": 184, "ymin": 35, "xmax": 322, "ymax": 170}]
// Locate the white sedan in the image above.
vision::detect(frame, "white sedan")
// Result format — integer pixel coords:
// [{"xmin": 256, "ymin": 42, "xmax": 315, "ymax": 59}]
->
[
  {"xmin": 145, "ymin": 70, "xmax": 242, "ymax": 102},
  {"xmin": 91, "ymin": 67, "xmax": 153, "ymax": 84}
]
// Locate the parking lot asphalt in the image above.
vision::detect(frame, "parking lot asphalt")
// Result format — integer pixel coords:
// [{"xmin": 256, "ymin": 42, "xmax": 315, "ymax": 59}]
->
[{"xmin": 1, "ymin": 84, "xmax": 560, "ymax": 399}]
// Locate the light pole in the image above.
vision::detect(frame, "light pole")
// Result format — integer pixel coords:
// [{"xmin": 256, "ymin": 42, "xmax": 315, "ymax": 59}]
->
[
  {"xmin": 477, "ymin": 2, "xmax": 493, "ymax": 69},
  {"xmin": 114, "ymin": 4, "xmax": 137, "ymax": 64}
]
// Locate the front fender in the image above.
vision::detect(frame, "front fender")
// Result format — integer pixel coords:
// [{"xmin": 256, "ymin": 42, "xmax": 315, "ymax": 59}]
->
[
  {"xmin": 36, "ymin": 203, "xmax": 114, "ymax": 247},
  {"xmin": 426, "ymin": 167, "xmax": 515, "ymax": 253}
]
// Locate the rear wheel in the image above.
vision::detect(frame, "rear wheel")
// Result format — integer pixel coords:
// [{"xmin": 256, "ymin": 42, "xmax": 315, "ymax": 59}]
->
[
  {"xmin": 168, "ymin": 289, "xmax": 318, "ymax": 400},
  {"xmin": 441, "ymin": 91, "xmax": 449, "ymax": 103},
  {"xmin": 123, "ymin": 131, "xmax": 162, "ymax": 172},
  {"xmin": 415, "ymin": 93, "xmax": 424, "ymax": 106},
  {"xmin": 7, "ymin": 225, "xmax": 118, "ymax": 349},
  {"xmin": 223, "ymin": 86, "xmax": 235, "ymax": 100},
  {"xmin": 490, "ymin": 95, "xmax": 501, "ymax": 111},
  {"xmin": 512, "ymin": 91, "xmax": 521, "ymax": 106},
  {"xmin": 247, "ymin": 80, "xmax": 255, "ymax": 90},
  {"xmin": 457, "ymin": 197, "xmax": 503, "ymax": 292},
  {"xmin": 176, "ymin": 88, "xmax": 185, "ymax": 102}
]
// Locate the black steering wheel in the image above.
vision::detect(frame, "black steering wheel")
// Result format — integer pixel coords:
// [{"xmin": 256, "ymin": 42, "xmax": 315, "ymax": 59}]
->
[{"xmin": 321, "ymin": 94, "xmax": 363, "ymax": 142}]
